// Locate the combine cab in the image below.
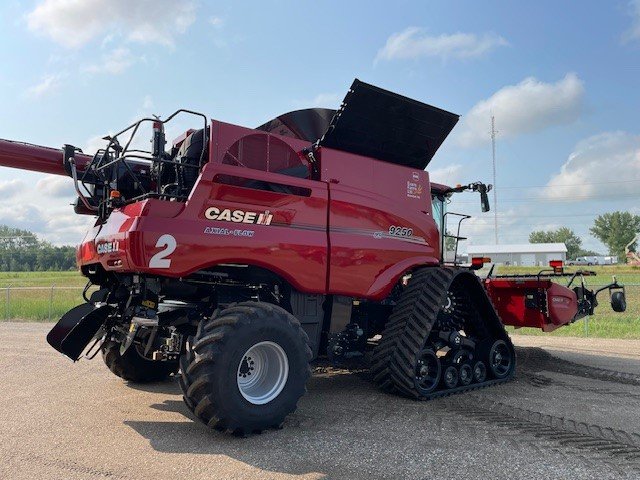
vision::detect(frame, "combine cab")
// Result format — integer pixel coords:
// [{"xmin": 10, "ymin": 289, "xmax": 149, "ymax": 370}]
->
[{"xmin": 0, "ymin": 79, "xmax": 627, "ymax": 434}]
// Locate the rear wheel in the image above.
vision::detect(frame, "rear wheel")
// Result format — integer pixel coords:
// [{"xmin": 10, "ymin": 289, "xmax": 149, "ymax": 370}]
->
[
  {"xmin": 179, "ymin": 302, "xmax": 312, "ymax": 434},
  {"xmin": 101, "ymin": 340, "xmax": 178, "ymax": 383}
]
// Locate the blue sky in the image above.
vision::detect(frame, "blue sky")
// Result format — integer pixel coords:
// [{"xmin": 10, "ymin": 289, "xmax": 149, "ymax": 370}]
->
[{"xmin": 0, "ymin": 0, "xmax": 639, "ymax": 252}]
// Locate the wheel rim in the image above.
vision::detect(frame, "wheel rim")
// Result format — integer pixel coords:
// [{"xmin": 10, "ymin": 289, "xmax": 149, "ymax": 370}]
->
[
  {"xmin": 237, "ymin": 341, "xmax": 289, "ymax": 405},
  {"xmin": 415, "ymin": 349, "xmax": 441, "ymax": 394},
  {"xmin": 489, "ymin": 341, "xmax": 513, "ymax": 379},
  {"xmin": 443, "ymin": 366, "xmax": 458, "ymax": 389},
  {"xmin": 473, "ymin": 361, "xmax": 487, "ymax": 383},
  {"xmin": 459, "ymin": 364, "xmax": 473, "ymax": 386}
]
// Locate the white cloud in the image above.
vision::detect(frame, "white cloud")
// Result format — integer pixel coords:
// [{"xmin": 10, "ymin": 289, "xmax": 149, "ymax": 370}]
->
[
  {"xmin": 455, "ymin": 73, "xmax": 585, "ymax": 148},
  {"xmin": 430, "ymin": 164, "xmax": 463, "ymax": 185},
  {"xmin": 26, "ymin": 73, "xmax": 66, "ymax": 98},
  {"xmin": 36, "ymin": 175, "xmax": 75, "ymax": 198},
  {"xmin": 0, "ymin": 204, "xmax": 48, "ymax": 233},
  {"xmin": 455, "ymin": 207, "xmax": 521, "ymax": 248},
  {"xmin": 209, "ymin": 16, "xmax": 224, "ymax": 28},
  {"xmin": 293, "ymin": 93, "xmax": 342, "ymax": 109},
  {"xmin": 543, "ymin": 131, "xmax": 640, "ymax": 201},
  {"xmin": 0, "ymin": 179, "xmax": 25, "ymax": 198},
  {"xmin": 0, "ymin": 195, "xmax": 94, "ymax": 245},
  {"xmin": 310, "ymin": 93, "xmax": 342, "ymax": 108},
  {"xmin": 82, "ymin": 135, "xmax": 107, "ymax": 155},
  {"xmin": 375, "ymin": 27, "xmax": 508, "ymax": 62},
  {"xmin": 26, "ymin": 0, "xmax": 196, "ymax": 48},
  {"xmin": 623, "ymin": 0, "xmax": 640, "ymax": 42},
  {"xmin": 82, "ymin": 47, "xmax": 136, "ymax": 75}
]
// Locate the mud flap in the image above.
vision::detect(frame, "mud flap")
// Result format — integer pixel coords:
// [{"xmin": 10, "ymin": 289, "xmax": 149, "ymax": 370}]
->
[{"xmin": 46, "ymin": 303, "xmax": 111, "ymax": 361}]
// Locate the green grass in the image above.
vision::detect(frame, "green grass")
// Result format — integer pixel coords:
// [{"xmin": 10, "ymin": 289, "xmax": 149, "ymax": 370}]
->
[
  {"xmin": 0, "ymin": 268, "xmax": 638, "ymax": 339},
  {"xmin": 0, "ymin": 271, "xmax": 89, "ymax": 321},
  {"xmin": 0, "ymin": 271, "xmax": 86, "ymax": 288}
]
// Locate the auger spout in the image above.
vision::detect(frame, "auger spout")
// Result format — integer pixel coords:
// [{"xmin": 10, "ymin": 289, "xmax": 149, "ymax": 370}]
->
[{"xmin": 0, "ymin": 138, "xmax": 91, "ymax": 177}]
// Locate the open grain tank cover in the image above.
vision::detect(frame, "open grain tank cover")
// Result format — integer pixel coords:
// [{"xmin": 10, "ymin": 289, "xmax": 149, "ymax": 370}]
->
[{"xmin": 319, "ymin": 79, "xmax": 459, "ymax": 170}]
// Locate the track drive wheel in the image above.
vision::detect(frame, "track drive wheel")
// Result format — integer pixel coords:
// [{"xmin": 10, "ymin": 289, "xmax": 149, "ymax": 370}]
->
[
  {"xmin": 179, "ymin": 302, "xmax": 312, "ymax": 434},
  {"xmin": 101, "ymin": 340, "xmax": 178, "ymax": 383}
]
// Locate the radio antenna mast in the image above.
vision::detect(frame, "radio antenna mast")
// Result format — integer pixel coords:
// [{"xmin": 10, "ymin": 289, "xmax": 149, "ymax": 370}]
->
[{"xmin": 491, "ymin": 115, "xmax": 498, "ymax": 244}]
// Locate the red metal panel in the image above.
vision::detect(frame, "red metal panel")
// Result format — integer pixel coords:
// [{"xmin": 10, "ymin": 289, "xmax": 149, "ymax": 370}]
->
[
  {"xmin": 321, "ymin": 148, "xmax": 440, "ymax": 299},
  {"xmin": 485, "ymin": 278, "xmax": 579, "ymax": 332},
  {"xmin": 79, "ymin": 122, "xmax": 329, "ymax": 295},
  {"xmin": 485, "ymin": 279, "xmax": 548, "ymax": 330},
  {"xmin": 546, "ymin": 282, "xmax": 578, "ymax": 327},
  {"xmin": 76, "ymin": 119, "xmax": 441, "ymax": 300}
]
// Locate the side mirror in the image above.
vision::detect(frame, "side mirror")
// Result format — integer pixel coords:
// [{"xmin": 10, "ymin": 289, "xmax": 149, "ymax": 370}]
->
[
  {"xmin": 480, "ymin": 190, "xmax": 490, "ymax": 212},
  {"xmin": 611, "ymin": 290, "xmax": 626, "ymax": 312},
  {"xmin": 477, "ymin": 183, "xmax": 492, "ymax": 212}
]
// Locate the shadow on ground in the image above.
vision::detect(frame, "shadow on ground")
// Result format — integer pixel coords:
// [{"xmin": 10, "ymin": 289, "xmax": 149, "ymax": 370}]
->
[{"xmin": 122, "ymin": 346, "xmax": 640, "ymax": 480}]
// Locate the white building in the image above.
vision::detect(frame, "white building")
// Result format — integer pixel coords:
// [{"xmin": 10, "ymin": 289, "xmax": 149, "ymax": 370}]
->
[{"xmin": 467, "ymin": 243, "xmax": 567, "ymax": 266}]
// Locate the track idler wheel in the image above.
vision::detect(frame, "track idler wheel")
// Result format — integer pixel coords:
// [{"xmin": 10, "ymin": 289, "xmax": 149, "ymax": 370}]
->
[
  {"xmin": 414, "ymin": 349, "xmax": 441, "ymax": 395},
  {"xmin": 442, "ymin": 365, "xmax": 459, "ymax": 389},
  {"xmin": 488, "ymin": 340, "xmax": 514, "ymax": 379}
]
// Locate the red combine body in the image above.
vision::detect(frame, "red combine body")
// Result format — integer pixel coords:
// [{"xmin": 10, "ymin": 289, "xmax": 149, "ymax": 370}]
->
[
  {"xmin": 73, "ymin": 119, "xmax": 441, "ymax": 300},
  {"xmin": 0, "ymin": 79, "xmax": 626, "ymax": 434}
]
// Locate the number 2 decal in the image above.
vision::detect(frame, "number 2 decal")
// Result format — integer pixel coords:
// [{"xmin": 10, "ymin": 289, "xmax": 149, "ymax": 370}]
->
[{"xmin": 149, "ymin": 234, "xmax": 176, "ymax": 268}]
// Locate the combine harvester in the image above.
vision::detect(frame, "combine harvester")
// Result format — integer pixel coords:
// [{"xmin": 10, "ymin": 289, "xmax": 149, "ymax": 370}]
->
[{"xmin": 0, "ymin": 80, "xmax": 627, "ymax": 434}]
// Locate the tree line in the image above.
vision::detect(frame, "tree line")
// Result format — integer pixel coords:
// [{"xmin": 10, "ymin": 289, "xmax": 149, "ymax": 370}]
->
[
  {"xmin": 529, "ymin": 211, "xmax": 640, "ymax": 260},
  {"xmin": 0, "ymin": 225, "xmax": 76, "ymax": 271}
]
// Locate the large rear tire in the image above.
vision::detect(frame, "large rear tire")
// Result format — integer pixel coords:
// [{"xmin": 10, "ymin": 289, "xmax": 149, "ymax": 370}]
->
[
  {"xmin": 101, "ymin": 340, "xmax": 178, "ymax": 382},
  {"xmin": 179, "ymin": 302, "xmax": 312, "ymax": 434}
]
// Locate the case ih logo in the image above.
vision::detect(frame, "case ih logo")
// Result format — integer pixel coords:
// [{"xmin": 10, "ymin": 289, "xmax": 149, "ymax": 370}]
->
[
  {"xmin": 96, "ymin": 240, "xmax": 119, "ymax": 255},
  {"xmin": 205, "ymin": 207, "xmax": 273, "ymax": 225}
]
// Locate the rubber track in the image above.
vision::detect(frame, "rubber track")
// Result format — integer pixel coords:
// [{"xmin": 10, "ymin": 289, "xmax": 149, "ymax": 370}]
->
[
  {"xmin": 449, "ymin": 397, "xmax": 640, "ymax": 473},
  {"xmin": 370, "ymin": 267, "xmax": 516, "ymax": 399}
]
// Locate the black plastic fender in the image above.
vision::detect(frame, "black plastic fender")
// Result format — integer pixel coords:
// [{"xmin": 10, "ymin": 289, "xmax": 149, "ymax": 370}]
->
[{"xmin": 46, "ymin": 303, "xmax": 111, "ymax": 361}]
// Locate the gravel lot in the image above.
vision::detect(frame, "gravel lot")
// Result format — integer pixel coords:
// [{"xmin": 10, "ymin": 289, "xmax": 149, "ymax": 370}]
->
[{"xmin": 1, "ymin": 322, "xmax": 639, "ymax": 480}]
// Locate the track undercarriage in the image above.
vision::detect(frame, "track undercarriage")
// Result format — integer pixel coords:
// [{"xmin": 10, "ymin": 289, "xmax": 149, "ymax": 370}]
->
[{"xmin": 371, "ymin": 267, "xmax": 515, "ymax": 399}]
